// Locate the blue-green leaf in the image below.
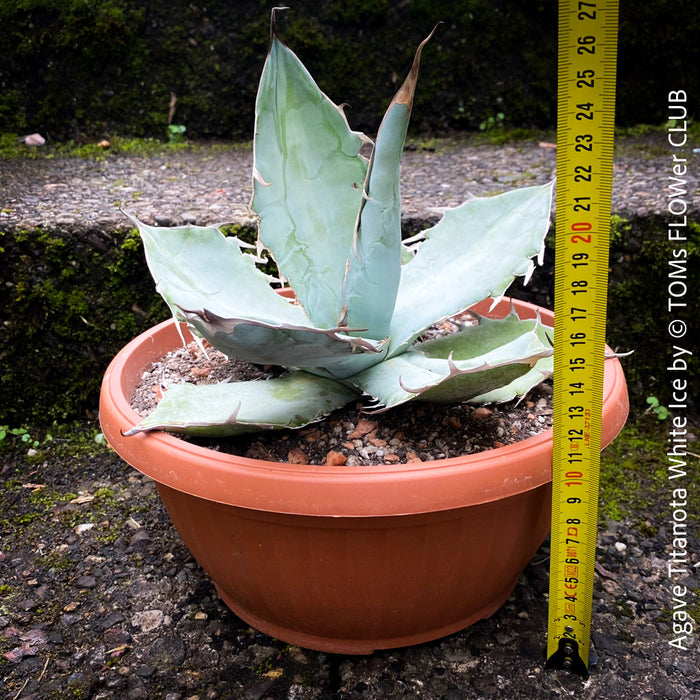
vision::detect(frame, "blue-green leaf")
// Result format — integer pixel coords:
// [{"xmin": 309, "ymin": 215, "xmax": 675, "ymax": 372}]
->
[
  {"xmin": 125, "ymin": 371, "xmax": 358, "ymax": 437},
  {"xmin": 130, "ymin": 216, "xmax": 386, "ymax": 376},
  {"xmin": 129, "ymin": 216, "xmax": 306, "ymax": 327},
  {"xmin": 340, "ymin": 103, "xmax": 405, "ymax": 340},
  {"xmin": 179, "ymin": 307, "xmax": 387, "ymax": 379},
  {"xmin": 350, "ymin": 312, "xmax": 553, "ymax": 410},
  {"xmin": 471, "ymin": 357, "xmax": 553, "ymax": 404},
  {"xmin": 342, "ymin": 29, "xmax": 436, "ymax": 340},
  {"xmin": 388, "ymin": 181, "xmax": 554, "ymax": 357},
  {"xmin": 252, "ymin": 36, "xmax": 368, "ymax": 330}
]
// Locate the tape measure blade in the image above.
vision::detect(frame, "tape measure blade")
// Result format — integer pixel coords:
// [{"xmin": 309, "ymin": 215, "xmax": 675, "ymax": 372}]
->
[{"xmin": 546, "ymin": 0, "xmax": 618, "ymax": 677}]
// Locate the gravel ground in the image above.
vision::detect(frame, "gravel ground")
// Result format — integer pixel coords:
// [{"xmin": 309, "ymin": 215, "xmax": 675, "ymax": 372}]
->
[
  {"xmin": 2, "ymin": 132, "xmax": 698, "ymax": 236},
  {"xmin": 1, "ymin": 423, "xmax": 698, "ymax": 699},
  {"xmin": 1, "ymin": 133, "xmax": 699, "ymax": 698}
]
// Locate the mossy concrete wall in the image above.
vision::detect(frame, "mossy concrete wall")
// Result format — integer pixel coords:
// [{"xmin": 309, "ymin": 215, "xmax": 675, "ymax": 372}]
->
[
  {"xmin": 1, "ymin": 214, "xmax": 697, "ymax": 426},
  {"xmin": 1, "ymin": 1, "xmax": 699, "ymax": 141},
  {"xmin": 606, "ymin": 215, "xmax": 699, "ymax": 408},
  {"xmin": 0, "ymin": 227, "xmax": 169, "ymax": 425}
]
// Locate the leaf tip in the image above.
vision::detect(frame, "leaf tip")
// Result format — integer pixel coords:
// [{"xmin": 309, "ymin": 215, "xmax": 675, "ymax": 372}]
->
[
  {"xmin": 253, "ymin": 166, "xmax": 271, "ymax": 187},
  {"xmin": 270, "ymin": 6, "xmax": 290, "ymax": 43},
  {"xmin": 120, "ymin": 207, "xmax": 142, "ymax": 231},
  {"xmin": 392, "ymin": 23, "xmax": 441, "ymax": 110}
]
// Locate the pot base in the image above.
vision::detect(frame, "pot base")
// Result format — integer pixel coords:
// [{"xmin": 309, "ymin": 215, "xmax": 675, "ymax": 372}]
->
[
  {"xmin": 214, "ymin": 575, "xmax": 520, "ymax": 654},
  {"xmin": 155, "ymin": 481, "xmax": 552, "ymax": 655}
]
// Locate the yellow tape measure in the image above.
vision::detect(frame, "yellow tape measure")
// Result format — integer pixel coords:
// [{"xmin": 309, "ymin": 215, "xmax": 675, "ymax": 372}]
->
[{"xmin": 546, "ymin": 0, "xmax": 618, "ymax": 677}]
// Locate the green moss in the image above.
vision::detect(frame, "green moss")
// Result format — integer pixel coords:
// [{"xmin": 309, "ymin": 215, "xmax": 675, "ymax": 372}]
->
[
  {"xmin": 93, "ymin": 487, "xmax": 117, "ymax": 506},
  {"xmin": 609, "ymin": 215, "xmax": 631, "ymax": 246},
  {"xmin": 607, "ymin": 215, "xmax": 700, "ymax": 411},
  {"xmin": 17, "ymin": 512, "xmax": 42, "ymax": 525},
  {"xmin": 28, "ymin": 487, "xmax": 63, "ymax": 508},
  {"xmin": 1, "ymin": 226, "xmax": 168, "ymax": 425},
  {"xmin": 599, "ymin": 422, "xmax": 700, "ymax": 529},
  {"xmin": 599, "ymin": 424, "xmax": 661, "ymax": 524},
  {"xmin": 95, "ymin": 528, "xmax": 121, "ymax": 545},
  {"xmin": 39, "ymin": 550, "xmax": 74, "ymax": 573},
  {"xmin": 0, "ymin": 135, "xmax": 197, "ymax": 161},
  {"xmin": 612, "ymin": 600, "xmax": 635, "ymax": 620}
]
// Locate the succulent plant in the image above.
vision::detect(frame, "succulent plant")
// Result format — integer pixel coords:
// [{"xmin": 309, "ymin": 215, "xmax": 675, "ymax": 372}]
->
[{"xmin": 125, "ymin": 14, "xmax": 554, "ymax": 437}]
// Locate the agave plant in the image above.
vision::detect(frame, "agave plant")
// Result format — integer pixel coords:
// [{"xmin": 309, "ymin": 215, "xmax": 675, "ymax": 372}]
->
[{"xmin": 125, "ymin": 16, "xmax": 554, "ymax": 437}]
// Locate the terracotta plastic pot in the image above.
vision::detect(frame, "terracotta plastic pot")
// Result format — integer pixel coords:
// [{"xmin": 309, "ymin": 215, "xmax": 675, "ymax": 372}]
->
[{"xmin": 99, "ymin": 297, "xmax": 629, "ymax": 654}]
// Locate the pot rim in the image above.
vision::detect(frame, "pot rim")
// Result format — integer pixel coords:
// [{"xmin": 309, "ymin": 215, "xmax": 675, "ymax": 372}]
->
[{"xmin": 99, "ymin": 297, "xmax": 629, "ymax": 517}]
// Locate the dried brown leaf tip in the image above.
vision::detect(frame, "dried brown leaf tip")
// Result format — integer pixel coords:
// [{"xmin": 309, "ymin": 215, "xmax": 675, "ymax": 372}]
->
[
  {"xmin": 269, "ymin": 6, "xmax": 290, "ymax": 42},
  {"xmin": 391, "ymin": 23, "xmax": 442, "ymax": 110}
]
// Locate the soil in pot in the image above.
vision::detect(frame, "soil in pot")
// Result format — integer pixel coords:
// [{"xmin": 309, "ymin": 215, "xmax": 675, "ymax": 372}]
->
[{"xmin": 129, "ymin": 333, "xmax": 554, "ymax": 467}]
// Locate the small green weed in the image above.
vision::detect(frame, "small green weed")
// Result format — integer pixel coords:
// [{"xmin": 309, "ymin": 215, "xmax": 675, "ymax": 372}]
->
[
  {"xmin": 645, "ymin": 396, "xmax": 671, "ymax": 420},
  {"xmin": 0, "ymin": 426, "xmax": 43, "ymax": 450},
  {"xmin": 479, "ymin": 111, "xmax": 505, "ymax": 132},
  {"xmin": 167, "ymin": 124, "xmax": 187, "ymax": 144}
]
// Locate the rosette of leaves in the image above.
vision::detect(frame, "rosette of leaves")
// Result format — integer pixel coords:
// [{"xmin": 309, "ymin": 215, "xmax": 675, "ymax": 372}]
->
[{"xmin": 125, "ymin": 16, "xmax": 554, "ymax": 437}]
